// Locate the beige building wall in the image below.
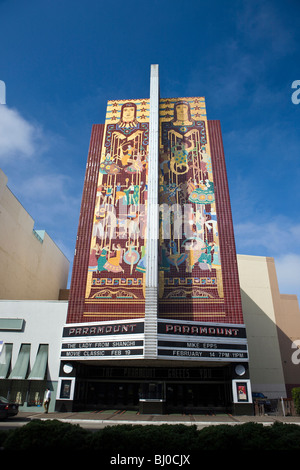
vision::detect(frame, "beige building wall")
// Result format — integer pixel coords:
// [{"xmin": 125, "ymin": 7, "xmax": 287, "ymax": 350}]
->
[
  {"xmin": 275, "ymin": 294, "xmax": 300, "ymax": 396},
  {"xmin": 0, "ymin": 169, "xmax": 69, "ymax": 300},
  {"xmin": 237, "ymin": 254, "xmax": 287, "ymax": 398}
]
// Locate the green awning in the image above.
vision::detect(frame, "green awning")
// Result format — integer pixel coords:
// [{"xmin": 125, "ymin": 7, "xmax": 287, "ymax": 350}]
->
[
  {"xmin": 28, "ymin": 344, "xmax": 48, "ymax": 380},
  {"xmin": 0, "ymin": 343, "xmax": 13, "ymax": 379},
  {"xmin": 9, "ymin": 344, "xmax": 30, "ymax": 380}
]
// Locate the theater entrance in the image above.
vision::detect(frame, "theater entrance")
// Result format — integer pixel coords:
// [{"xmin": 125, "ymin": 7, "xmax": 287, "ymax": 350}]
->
[{"xmin": 72, "ymin": 363, "xmax": 233, "ymax": 414}]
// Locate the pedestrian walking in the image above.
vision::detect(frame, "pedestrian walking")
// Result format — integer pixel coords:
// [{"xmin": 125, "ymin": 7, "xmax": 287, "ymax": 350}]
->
[{"xmin": 44, "ymin": 388, "xmax": 51, "ymax": 413}]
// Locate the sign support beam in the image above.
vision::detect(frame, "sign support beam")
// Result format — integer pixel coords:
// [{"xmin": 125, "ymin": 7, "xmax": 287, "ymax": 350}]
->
[{"xmin": 144, "ymin": 64, "xmax": 160, "ymax": 359}]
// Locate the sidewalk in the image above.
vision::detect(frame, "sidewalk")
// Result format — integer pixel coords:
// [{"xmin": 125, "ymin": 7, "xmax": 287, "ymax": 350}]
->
[{"xmin": 16, "ymin": 410, "xmax": 300, "ymax": 427}]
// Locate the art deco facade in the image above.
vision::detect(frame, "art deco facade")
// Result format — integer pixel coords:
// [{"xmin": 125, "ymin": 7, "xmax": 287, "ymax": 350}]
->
[
  {"xmin": 56, "ymin": 66, "xmax": 253, "ymax": 414},
  {"xmin": 0, "ymin": 68, "xmax": 299, "ymax": 415}
]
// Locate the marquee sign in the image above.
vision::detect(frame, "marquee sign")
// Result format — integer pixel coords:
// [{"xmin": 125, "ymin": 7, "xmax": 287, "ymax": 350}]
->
[
  {"xmin": 60, "ymin": 317, "xmax": 248, "ymax": 362},
  {"xmin": 63, "ymin": 321, "xmax": 144, "ymax": 337},
  {"xmin": 61, "ymin": 347, "xmax": 144, "ymax": 359},
  {"xmin": 158, "ymin": 321, "xmax": 247, "ymax": 338},
  {"xmin": 157, "ymin": 320, "xmax": 248, "ymax": 362},
  {"xmin": 60, "ymin": 320, "xmax": 145, "ymax": 360}
]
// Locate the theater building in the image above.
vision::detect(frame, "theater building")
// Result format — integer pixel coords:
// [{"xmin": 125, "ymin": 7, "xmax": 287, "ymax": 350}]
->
[
  {"xmin": 1, "ymin": 66, "xmax": 299, "ymax": 415},
  {"xmin": 55, "ymin": 65, "xmax": 255, "ymax": 415}
]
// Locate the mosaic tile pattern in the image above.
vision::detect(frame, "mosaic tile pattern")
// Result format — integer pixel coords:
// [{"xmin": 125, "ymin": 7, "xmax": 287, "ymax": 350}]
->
[
  {"xmin": 66, "ymin": 99, "xmax": 244, "ymax": 326},
  {"xmin": 158, "ymin": 98, "xmax": 225, "ymax": 321},
  {"xmin": 208, "ymin": 120, "xmax": 244, "ymax": 324},
  {"xmin": 67, "ymin": 124, "xmax": 105, "ymax": 324},
  {"xmin": 85, "ymin": 100, "xmax": 149, "ymax": 320}
]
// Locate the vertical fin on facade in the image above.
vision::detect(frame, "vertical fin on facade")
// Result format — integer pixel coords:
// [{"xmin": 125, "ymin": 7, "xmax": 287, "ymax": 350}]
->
[{"xmin": 144, "ymin": 64, "xmax": 160, "ymax": 358}]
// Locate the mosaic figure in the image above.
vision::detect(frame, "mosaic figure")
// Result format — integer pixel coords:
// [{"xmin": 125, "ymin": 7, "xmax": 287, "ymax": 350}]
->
[
  {"xmin": 84, "ymin": 99, "xmax": 149, "ymax": 319},
  {"xmin": 159, "ymin": 97, "xmax": 224, "ymax": 320}
]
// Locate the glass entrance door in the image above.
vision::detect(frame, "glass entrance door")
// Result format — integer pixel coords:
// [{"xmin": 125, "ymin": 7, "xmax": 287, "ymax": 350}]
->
[
  {"xmin": 166, "ymin": 382, "xmax": 230, "ymax": 412},
  {"xmin": 75, "ymin": 381, "xmax": 140, "ymax": 410}
]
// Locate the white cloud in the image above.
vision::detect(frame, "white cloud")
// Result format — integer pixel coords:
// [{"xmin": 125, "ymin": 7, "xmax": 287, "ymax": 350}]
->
[
  {"xmin": 0, "ymin": 104, "xmax": 80, "ymax": 228},
  {"xmin": 18, "ymin": 172, "xmax": 81, "ymax": 223},
  {"xmin": 19, "ymin": 173, "xmax": 69, "ymax": 199},
  {"xmin": 235, "ymin": 218, "xmax": 294, "ymax": 248},
  {"xmin": 0, "ymin": 105, "xmax": 44, "ymax": 160},
  {"xmin": 235, "ymin": 217, "xmax": 300, "ymax": 253}
]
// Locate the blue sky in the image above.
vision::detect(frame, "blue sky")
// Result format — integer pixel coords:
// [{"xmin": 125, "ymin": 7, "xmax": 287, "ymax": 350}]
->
[{"xmin": 0, "ymin": 0, "xmax": 299, "ymax": 299}]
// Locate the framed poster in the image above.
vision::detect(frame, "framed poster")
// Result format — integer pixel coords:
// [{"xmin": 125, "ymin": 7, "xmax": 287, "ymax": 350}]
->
[
  {"xmin": 232, "ymin": 379, "xmax": 252, "ymax": 403},
  {"xmin": 236, "ymin": 382, "xmax": 248, "ymax": 402},
  {"xmin": 57, "ymin": 378, "xmax": 75, "ymax": 401}
]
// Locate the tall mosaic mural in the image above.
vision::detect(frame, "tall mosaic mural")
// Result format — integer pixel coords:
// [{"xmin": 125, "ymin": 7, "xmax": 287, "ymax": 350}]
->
[
  {"xmin": 83, "ymin": 97, "xmax": 227, "ymax": 322},
  {"xmin": 84, "ymin": 99, "xmax": 150, "ymax": 320},
  {"xmin": 158, "ymin": 97, "xmax": 225, "ymax": 320}
]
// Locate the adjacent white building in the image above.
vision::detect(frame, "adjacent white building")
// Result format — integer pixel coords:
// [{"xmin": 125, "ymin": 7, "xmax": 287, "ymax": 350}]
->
[{"xmin": 0, "ymin": 169, "xmax": 69, "ymax": 411}]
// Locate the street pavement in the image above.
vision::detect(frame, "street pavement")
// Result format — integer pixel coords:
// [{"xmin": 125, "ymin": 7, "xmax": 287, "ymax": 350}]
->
[{"xmin": 9, "ymin": 410, "xmax": 300, "ymax": 429}]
